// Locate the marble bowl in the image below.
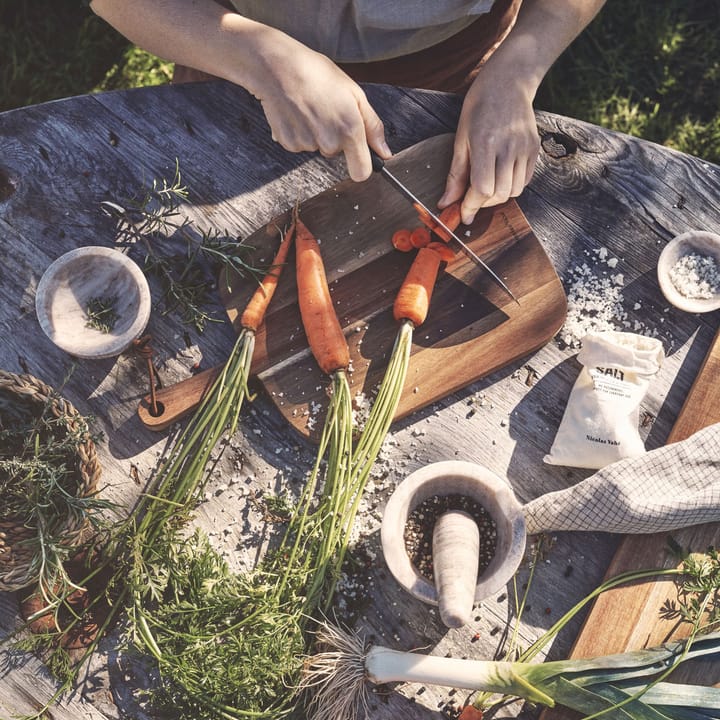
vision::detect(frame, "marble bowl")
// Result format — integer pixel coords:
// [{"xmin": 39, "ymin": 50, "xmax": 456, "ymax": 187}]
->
[
  {"xmin": 35, "ymin": 246, "xmax": 151, "ymax": 359},
  {"xmin": 657, "ymin": 230, "xmax": 720, "ymax": 313},
  {"xmin": 380, "ymin": 461, "xmax": 526, "ymax": 614}
]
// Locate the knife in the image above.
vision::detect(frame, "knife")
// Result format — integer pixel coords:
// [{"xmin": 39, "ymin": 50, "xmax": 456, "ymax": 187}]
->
[{"xmin": 369, "ymin": 149, "xmax": 519, "ymax": 304}]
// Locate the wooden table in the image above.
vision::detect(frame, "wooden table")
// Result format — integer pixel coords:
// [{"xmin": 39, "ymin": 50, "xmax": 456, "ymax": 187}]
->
[{"xmin": 0, "ymin": 80, "xmax": 718, "ymax": 720}]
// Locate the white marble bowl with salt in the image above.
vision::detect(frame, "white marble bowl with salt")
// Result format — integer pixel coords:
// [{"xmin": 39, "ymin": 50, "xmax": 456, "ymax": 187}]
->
[
  {"xmin": 35, "ymin": 246, "xmax": 151, "ymax": 359},
  {"xmin": 657, "ymin": 230, "xmax": 720, "ymax": 313}
]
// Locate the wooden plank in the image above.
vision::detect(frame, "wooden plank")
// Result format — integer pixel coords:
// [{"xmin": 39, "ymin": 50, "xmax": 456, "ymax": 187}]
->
[{"xmin": 1, "ymin": 81, "xmax": 719, "ymax": 720}]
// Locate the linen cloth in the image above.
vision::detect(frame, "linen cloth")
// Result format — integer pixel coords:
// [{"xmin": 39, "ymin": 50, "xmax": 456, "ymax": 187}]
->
[{"xmin": 524, "ymin": 423, "xmax": 720, "ymax": 534}]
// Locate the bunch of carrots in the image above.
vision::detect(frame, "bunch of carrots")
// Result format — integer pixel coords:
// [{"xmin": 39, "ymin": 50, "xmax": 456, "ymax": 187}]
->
[{"xmin": 124, "ymin": 201, "xmax": 464, "ymax": 718}]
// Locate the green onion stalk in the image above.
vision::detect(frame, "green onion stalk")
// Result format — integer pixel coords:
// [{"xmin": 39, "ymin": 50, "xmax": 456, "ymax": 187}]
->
[{"xmin": 300, "ymin": 546, "xmax": 720, "ymax": 720}]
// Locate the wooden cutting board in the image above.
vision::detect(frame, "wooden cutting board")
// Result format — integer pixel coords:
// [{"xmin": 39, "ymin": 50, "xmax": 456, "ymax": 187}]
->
[
  {"xmin": 541, "ymin": 327, "xmax": 720, "ymax": 720},
  {"xmin": 140, "ymin": 134, "xmax": 567, "ymax": 438}
]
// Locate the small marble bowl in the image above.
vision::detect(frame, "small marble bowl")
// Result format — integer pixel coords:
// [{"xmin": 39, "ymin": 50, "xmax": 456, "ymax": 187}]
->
[
  {"xmin": 657, "ymin": 230, "xmax": 720, "ymax": 313},
  {"xmin": 380, "ymin": 461, "xmax": 526, "ymax": 618},
  {"xmin": 35, "ymin": 246, "xmax": 151, "ymax": 359}
]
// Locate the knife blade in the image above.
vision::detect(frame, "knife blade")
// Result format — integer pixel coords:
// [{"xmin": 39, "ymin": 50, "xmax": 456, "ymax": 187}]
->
[{"xmin": 369, "ymin": 149, "xmax": 519, "ymax": 304}]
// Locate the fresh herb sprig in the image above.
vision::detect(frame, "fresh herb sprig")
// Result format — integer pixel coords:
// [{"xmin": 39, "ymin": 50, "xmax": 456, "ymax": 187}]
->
[
  {"xmin": 85, "ymin": 294, "xmax": 119, "ymax": 333},
  {"xmin": 101, "ymin": 162, "xmax": 261, "ymax": 331}
]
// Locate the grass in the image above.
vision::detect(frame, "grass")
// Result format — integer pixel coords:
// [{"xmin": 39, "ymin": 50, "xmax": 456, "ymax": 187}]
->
[{"xmin": 0, "ymin": 0, "xmax": 717, "ymax": 163}]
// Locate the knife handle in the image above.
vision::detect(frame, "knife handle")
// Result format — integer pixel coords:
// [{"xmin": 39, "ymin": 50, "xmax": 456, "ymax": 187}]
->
[{"xmin": 369, "ymin": 147, "xmax": 385, "ymax": 173}]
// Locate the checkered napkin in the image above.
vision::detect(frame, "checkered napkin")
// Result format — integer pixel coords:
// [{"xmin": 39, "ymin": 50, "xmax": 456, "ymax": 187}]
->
[{"xmin": 523, "ymin": 423, "xmax": 720, "ymax": 534}]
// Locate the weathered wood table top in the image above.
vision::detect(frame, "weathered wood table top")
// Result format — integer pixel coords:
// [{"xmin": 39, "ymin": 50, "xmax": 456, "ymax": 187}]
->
[{"xmin": 0, "ymin": 81, "xmax": 718, "ymax": 720}]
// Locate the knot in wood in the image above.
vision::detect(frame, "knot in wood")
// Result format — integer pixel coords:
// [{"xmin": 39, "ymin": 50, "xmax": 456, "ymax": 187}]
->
[
  {"xmin": 540, "ymin": 131, "xmax": 578, "ymax": 159},
  {"xmin": 0, "ymin": 168, "xmax": 15, "ymax": 201}
]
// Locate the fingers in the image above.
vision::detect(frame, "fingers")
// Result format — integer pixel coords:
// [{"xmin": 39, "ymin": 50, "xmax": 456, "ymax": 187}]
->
[
  {"xmin": 264, "ymin": 80, "xmax": 388, "ymax": 183},
  {"xmin": 449, "ymin": 136, "xmax": 539, "ymax": 225},
  {"xmin": 343, "ymin": 89, "xmax": 389, "ymax": 181}
]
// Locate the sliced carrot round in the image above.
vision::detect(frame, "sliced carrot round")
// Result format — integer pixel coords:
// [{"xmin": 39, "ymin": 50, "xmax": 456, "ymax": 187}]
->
[
  {"xmin": 427, "ymin": 241, "xmax": 456, "ymax": 263},
  {"xmin": 409, "ymin": 226, "xmax": 431, "ymax": 249},
  {"xmin": 391, "ymin": 228, "xmax": 413, "ymax": 252}
]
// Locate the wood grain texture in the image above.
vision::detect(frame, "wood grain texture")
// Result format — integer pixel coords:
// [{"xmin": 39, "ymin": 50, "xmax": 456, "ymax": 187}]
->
[{"xmin": 0, "ymin": 81, "xmax": 719, "ymax": 720}]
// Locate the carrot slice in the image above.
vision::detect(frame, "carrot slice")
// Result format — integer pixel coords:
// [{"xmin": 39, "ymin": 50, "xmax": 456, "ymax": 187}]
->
[
  {"xmin": 391, "ymin": 228, "xmax": 413, "ymax": 252},
  {"xmin": 409, "ymin": 226, "xmax": 431, "ymax": 249},
  {"xmin": 392, "ymin": 245, "xmax": 444, "ymax": 328},
  {"xmin": 295, "ymin": 209, "xmax": 350, "ymax": 375},
  {"xmin": 240, "ymin": 218, "xmax": 296, "ymax": 331}
]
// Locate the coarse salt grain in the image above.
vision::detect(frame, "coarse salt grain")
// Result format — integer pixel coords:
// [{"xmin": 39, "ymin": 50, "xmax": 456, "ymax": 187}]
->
[
  {"xmin": 669, "ymin": 252, "xmax": 720, "ymax": 299},
  {"xmin": 559, "ymin": 263, "xmax": 628, "ymax": 348}
]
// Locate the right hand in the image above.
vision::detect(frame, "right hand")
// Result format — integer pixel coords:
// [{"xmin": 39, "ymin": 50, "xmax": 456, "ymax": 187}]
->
[{"xmin": 246, "ymin": 30, "xmax": 391, "ymax": 180}]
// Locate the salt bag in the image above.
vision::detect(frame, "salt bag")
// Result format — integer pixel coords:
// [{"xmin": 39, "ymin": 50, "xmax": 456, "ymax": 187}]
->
[
  {"xmin": 525, "ymin": 423, "xmax": 720, "ymax": 534},
  {"xmin": 544, "ymin": 331, "xmax": 664, "ymax": 470}
]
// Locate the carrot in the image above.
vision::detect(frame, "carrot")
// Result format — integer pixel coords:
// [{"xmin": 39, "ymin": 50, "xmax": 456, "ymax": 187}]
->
[
  {"xmin": 413, "ymin": 200, "xmax": 463, "ymax": 243},
  {"xmin": 295, "ymin": 210, "xmax": 350, "ymax": 375},
  {"xmin": 391, "ymin": 228, "xmax": 413, "ymax": 252},
  {"xmin": 409, "ymin": 226, "xmax": 431, "ymax": 249},
  {"xmin": 393, "ymin": 245, "xmax": 445, "ymax": 327},
  {"xmin": 427, "ymin": 240, "xmax": 456, "ymax": 263},
  {"xmin": 240, "ymin": 218, "xmax": 296, "ymax": 331}
]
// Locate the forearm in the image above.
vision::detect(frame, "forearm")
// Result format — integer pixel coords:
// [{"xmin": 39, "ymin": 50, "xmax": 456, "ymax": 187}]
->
[
  {"xmin": 89, "ymin": 0, "xmax": 281, "ymax": 94},
  {"xmin": 481, "ymin": 0, "xmax": 606, "ymax": 95}
]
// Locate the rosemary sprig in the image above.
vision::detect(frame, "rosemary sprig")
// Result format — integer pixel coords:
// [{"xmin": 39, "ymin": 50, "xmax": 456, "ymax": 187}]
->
[
  {"xmin": 85, "ymin": 294, "xmax": 119, "ymax": 333},
  {"xmin": 100, "ymin": 161, "xmax": 262, "ymax": 331}
]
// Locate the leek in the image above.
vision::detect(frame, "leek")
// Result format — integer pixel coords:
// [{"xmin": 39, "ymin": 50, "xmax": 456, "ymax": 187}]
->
[{"xmin": 302, "ymin": 623, "xmax": 720, "ymax": 720}]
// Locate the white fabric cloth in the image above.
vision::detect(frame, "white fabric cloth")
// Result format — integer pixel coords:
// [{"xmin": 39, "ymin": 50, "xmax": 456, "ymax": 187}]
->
[
  {"xmin": 227, "ymin": 1, "xmax": 496, "ymax": 62},
  {"xmin": 525, "ymin": 423, "xmax": 720, "ymax": 534}
]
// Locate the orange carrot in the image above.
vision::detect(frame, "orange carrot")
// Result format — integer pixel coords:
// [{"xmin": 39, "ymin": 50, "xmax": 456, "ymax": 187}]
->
[
  {"xmin": 413, "ymin": 200, "xmax": 463, "ymax": 242},
  {"xmin": 295, "ymin": 210, "xmax": 350, "ymax": 375},
  {"xmin": 240, "ymin": 218, "xmax": 296, "ymax": 332},
  {"xmin": 391, "ymin": 228, "xmax": 413, "ymax": 252},
  {"xmin": 409, "ymin": 226, "xmax": 431, "ymax": 249},
  {"xmin": 427, "ymin": 240, "xmax": 456, "ymax": 263},
  {"xmin": 393, "ymin": 245, "xmax": 446, "ymax": 327}
]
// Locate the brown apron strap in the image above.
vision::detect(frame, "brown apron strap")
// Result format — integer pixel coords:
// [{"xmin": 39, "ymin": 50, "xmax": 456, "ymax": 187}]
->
[
  {"xmin": 339, "ymin": 0, "xmax": 523, "ymax": 94},
  {"xmin": 173, "ymin": 0, "xmax": 523, "ymax": 95}
]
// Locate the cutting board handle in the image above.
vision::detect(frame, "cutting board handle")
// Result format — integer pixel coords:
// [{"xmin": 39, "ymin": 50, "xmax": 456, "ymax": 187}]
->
[{"xmin": 137, "ymin": 365, "xmax": 222, "ymax": 431}]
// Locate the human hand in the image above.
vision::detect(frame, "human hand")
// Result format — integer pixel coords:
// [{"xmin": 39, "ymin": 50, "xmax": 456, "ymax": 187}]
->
[
  {"xmin": 438, "ymin": 73, "xmax": 540, "ymax": 224},
  {"xmin": 247, "ymin": 30, "xmax": 391, "ymax": 180}
]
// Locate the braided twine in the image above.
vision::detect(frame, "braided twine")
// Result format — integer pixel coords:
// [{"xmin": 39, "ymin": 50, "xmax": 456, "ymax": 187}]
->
[{"xmin": 0, "ymin": 370, "xmax": 101, "ymax": 591}]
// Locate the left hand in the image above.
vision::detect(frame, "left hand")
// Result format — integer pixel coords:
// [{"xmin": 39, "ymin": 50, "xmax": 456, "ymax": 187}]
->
[{"xmin": 438, "ymin": 72, "xmax": 540, "ymax": 224}]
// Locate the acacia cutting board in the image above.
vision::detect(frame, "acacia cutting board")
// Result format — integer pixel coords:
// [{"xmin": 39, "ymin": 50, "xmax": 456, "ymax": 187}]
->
[
  {"xmin": 140, "ymin": 134, "xmax": 567, "ymax": 437},
  {"xmin": 541, "ymin": 327, "xmax": 720, "ymax": 720}
]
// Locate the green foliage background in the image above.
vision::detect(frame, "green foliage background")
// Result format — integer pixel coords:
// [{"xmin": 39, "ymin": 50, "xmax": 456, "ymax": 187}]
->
[{"xmin": 0, "ymin": 0, "xmax": 718, "ymax": 162}]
